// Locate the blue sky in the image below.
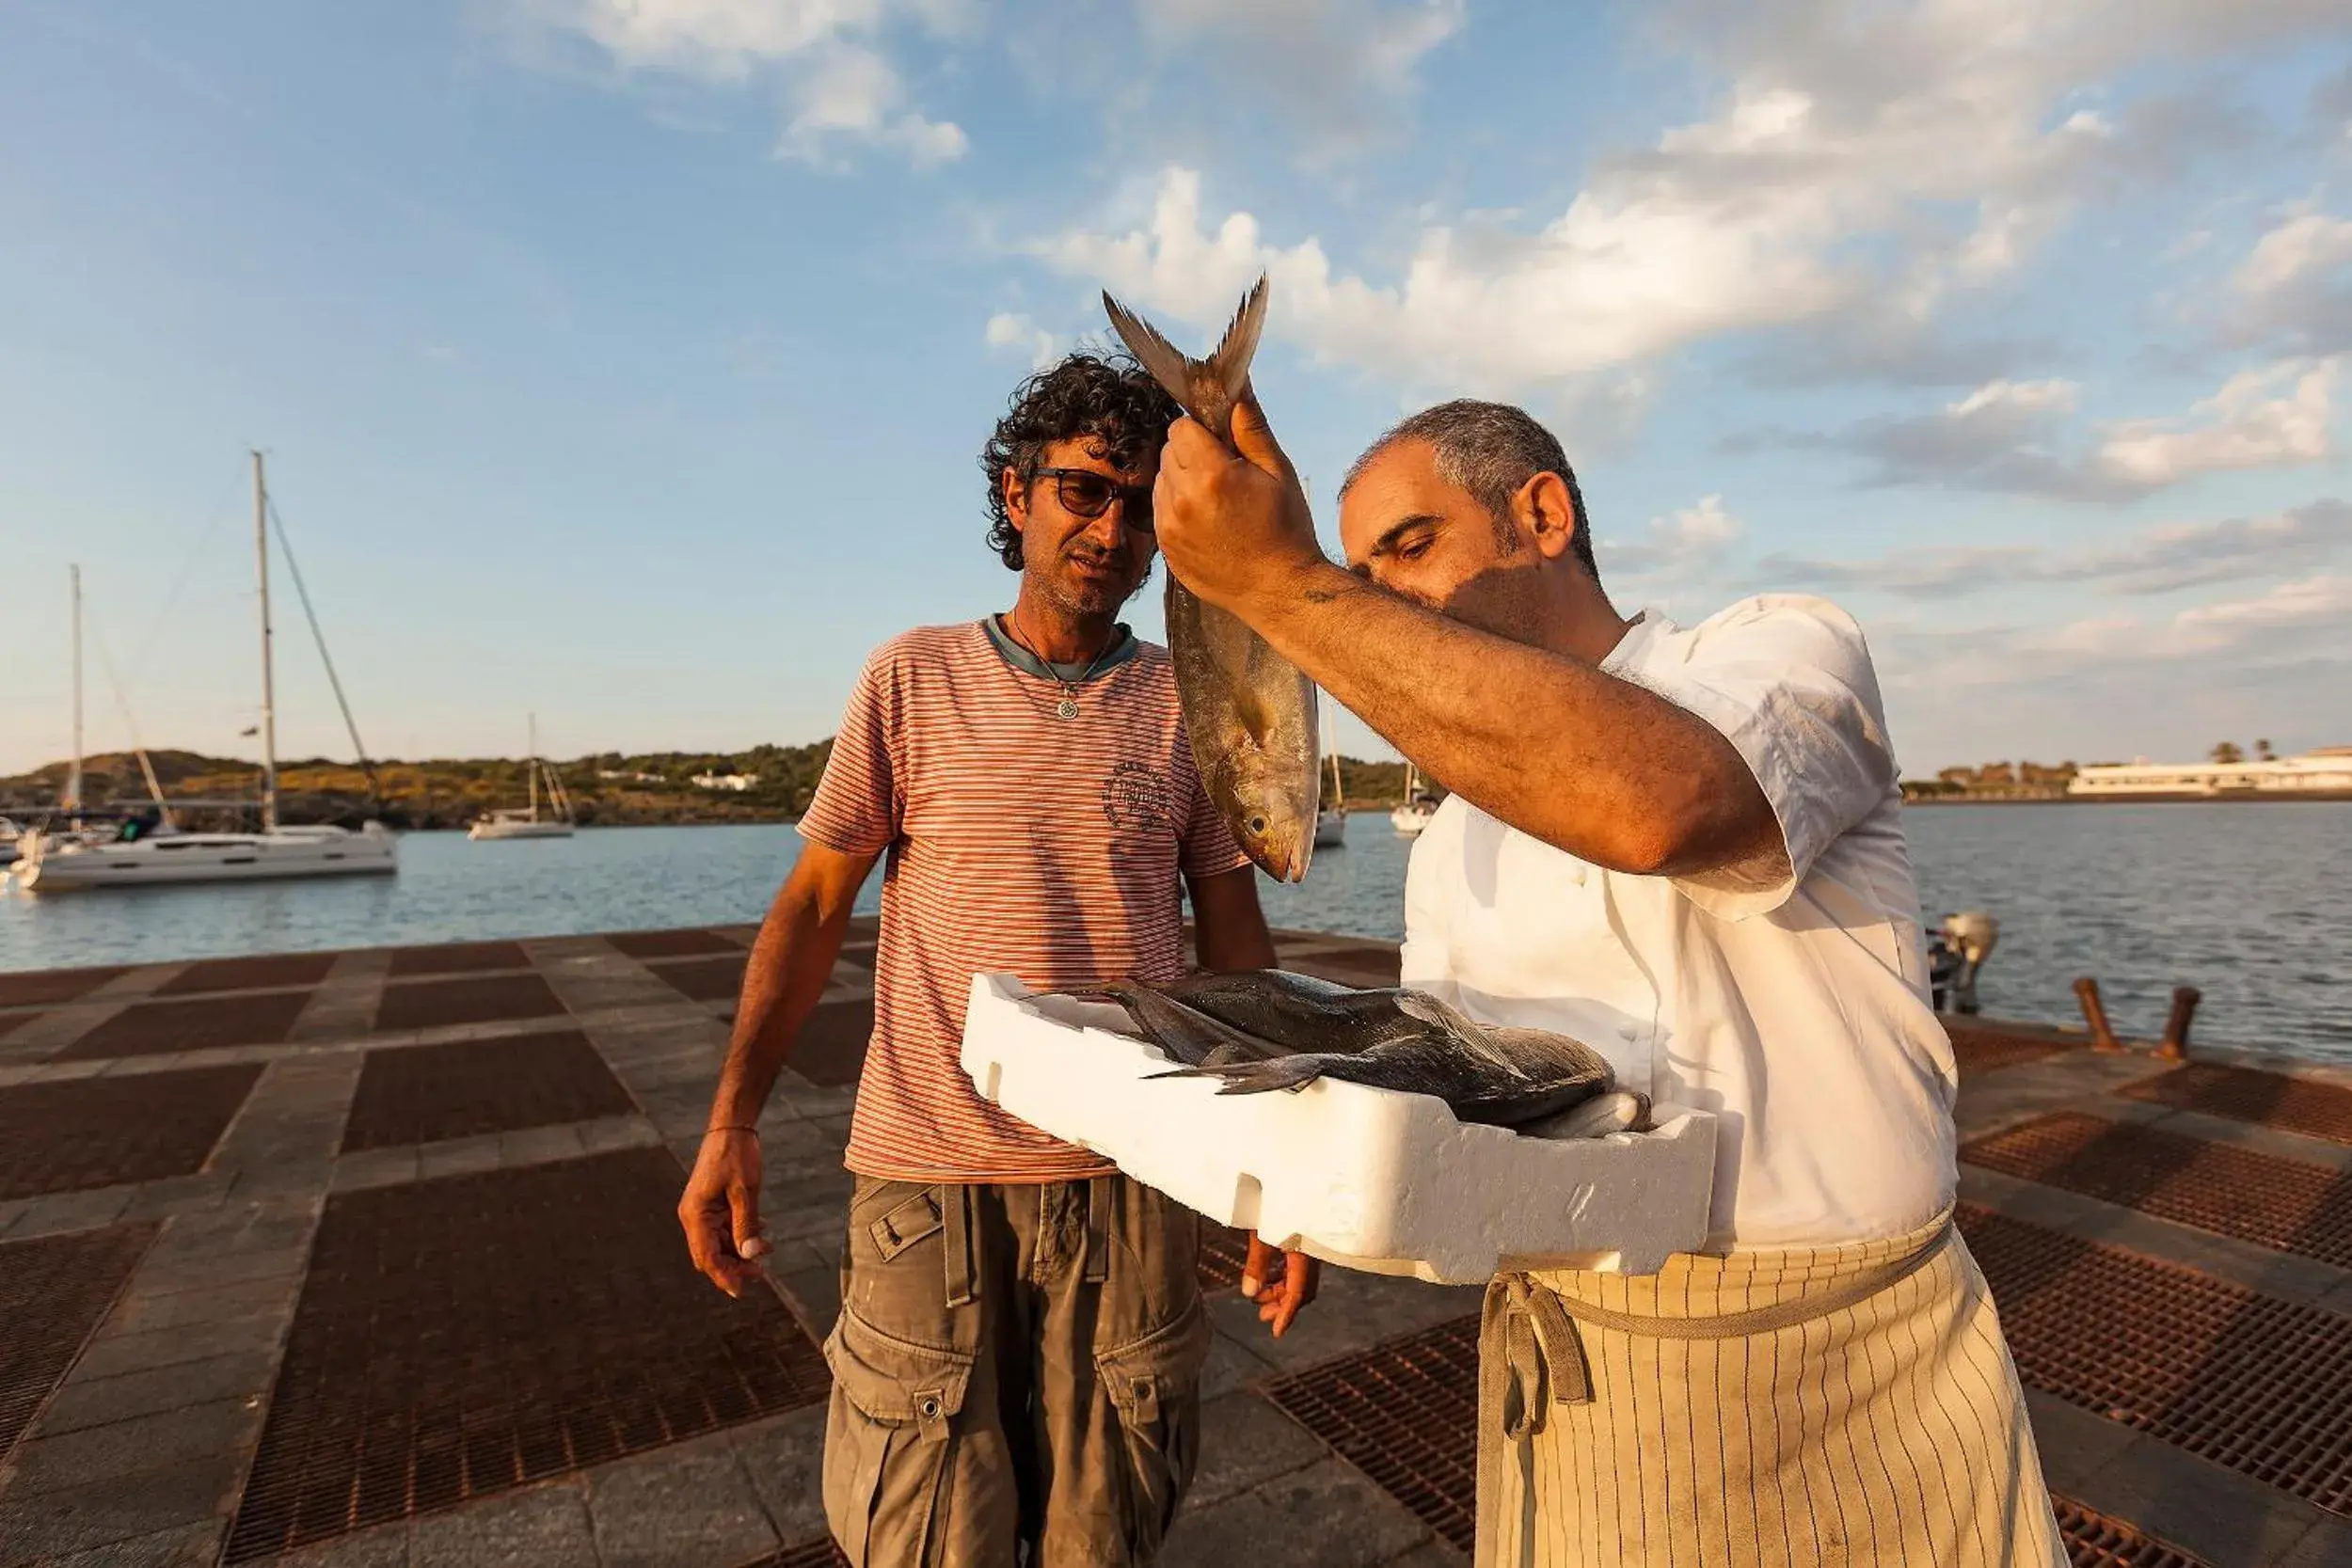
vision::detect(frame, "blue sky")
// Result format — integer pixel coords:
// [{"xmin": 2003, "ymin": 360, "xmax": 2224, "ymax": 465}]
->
[{"xmin": 2, "ymin": 0, "xmax": 2347, "ymax": 779}]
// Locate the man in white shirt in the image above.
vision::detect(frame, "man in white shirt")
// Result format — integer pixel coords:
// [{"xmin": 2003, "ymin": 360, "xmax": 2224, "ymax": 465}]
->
[{"xmin": 1150, "ymin": 397, "xmax": 2064, "ymax": 1567}]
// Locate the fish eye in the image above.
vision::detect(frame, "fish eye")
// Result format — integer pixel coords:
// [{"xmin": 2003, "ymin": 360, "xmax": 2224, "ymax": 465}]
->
[{"xmin": 1248, "ymin": 816, "xmax": 1267, "ymax": 834}]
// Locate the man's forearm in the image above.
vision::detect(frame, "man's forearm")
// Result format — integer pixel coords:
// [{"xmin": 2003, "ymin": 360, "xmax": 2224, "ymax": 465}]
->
[
  {"xmin": 1253, "ymin": 562, "xmax": 1770, "ymax": 874},
  {"xmin": 706, "ymin": 875, "xmax": 860, "ymax": 1128}
]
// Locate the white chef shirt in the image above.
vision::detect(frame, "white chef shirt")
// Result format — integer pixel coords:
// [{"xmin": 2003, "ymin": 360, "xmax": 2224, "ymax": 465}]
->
[{"xmin": 1399, "ymin": 594, "xmax": 1957, "ymax": 1249}]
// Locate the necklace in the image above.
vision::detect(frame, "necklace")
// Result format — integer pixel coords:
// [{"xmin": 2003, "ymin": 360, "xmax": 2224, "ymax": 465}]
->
[{"xmin": 999, "ymin": 612, "xmax": 1116, "ymax": 720}]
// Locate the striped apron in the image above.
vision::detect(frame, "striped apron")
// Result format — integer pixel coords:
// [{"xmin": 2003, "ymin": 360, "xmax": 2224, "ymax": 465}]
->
[{"xmin": 1475, "ymin": 1208, "xmax": 2066, "ymax": 1567}]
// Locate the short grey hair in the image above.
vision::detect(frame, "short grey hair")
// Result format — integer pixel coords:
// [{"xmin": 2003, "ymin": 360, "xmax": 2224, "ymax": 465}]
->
[{"xmin": 1342, "ymin": 400, "xmax": 1597, "ymax": 576}]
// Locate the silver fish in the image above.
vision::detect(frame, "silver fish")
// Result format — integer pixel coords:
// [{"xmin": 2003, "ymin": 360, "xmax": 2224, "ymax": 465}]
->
[
  {"xmin": 1058, "ymin": 972, "xmax": 1615, "ymax": 1129},
  {"xmin": 1101, "ymin": 277, "xmax": 1320, "ymax": 883}
]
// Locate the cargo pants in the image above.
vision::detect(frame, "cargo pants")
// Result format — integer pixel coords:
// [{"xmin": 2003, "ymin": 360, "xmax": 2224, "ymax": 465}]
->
[{"xmin": 820, "ymin": 1173, "xmax": 1210, "ymax": 1566}]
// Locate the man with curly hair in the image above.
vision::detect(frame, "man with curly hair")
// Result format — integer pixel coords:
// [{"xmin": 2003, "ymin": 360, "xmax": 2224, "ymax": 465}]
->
[{"xmin": 679, "ymin": 353, "xmax": 1315, "ymax": 1566}]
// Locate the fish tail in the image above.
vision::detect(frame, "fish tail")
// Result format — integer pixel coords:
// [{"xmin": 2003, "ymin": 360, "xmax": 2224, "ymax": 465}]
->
[
  {"xmin": 1203, "ymin": 275, "xmax": 1269, "ymax": 404},
  {"xmin": 1102, "ymin": 292, "xmax": 1193, "ymax": 407}
]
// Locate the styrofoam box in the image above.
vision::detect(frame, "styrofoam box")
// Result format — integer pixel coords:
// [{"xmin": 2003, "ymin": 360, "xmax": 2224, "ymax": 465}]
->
[{"xmin": 960, "ymin": 974, "xmax": 1717, "ymax": 1283}]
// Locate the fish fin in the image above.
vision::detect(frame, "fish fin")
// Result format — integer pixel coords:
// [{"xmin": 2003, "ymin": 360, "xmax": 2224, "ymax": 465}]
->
[
  {"xmin": 1395, "ymin": 990, "xmax": 1544, "ymax": 1079},
  {"xmin": 1102, "ymin": 292, "xmax": 1195, "ymax": 408},
  {"xmin": 1204, "ymin": 275, "xmax": 1269, "ymax": 405},
  {"xmin": 1146, "ymin": 1055, "xmax": 1327, "ymax": 1096}
]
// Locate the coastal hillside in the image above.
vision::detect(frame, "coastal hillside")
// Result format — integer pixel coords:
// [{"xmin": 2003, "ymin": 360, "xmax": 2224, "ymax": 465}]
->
[{"xmin": 1, "ymin": 748, "xmax": 1438, "ymax": 828}]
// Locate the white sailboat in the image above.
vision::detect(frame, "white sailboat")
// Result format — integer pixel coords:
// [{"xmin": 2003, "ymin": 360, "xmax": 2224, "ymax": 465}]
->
[
  {"xmin": 1313, "ymin": 704, "xmax": 1347, "ymax": 850},
  {"xmin": 1391, "ymin": 760, "xmax": 1438, "ymax": 838},
  {"xmin": 469, "ymin": 716, "xmax": 576, "ymax": 840},
  {"xmin": 15, "ymin": 454, "xmax": 398, "ymax": 892}
]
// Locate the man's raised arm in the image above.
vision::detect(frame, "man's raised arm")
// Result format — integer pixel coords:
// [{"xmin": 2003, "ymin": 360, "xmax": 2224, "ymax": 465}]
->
[{"xmin": 1152, "ymin": 402, "xmax": 1780, "ymax": 879}]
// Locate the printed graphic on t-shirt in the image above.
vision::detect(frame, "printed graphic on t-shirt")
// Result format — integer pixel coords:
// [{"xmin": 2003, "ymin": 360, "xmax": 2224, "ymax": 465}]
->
[{"xmin": 1100, "ymin": 759, "xmax": 1173, "ymax": 832}]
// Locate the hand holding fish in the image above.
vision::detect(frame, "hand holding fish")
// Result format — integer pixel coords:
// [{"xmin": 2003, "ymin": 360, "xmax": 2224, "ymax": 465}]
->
[{"xmin": 1153, "ymin": 389, "xmax": 1328, "ymax": 619}]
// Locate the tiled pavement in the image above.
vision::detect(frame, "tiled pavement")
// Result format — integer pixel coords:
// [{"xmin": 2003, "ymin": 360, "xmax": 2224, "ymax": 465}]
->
[{"xmin": 2, "ymin": 926, "xmax": 2349, "ymax": 1567}]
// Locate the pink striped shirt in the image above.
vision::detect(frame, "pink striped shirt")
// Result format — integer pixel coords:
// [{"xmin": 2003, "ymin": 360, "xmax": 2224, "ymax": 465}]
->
[{"xmin": 798, "ymin": 620, "xmax": 1249, "ymax": 1181}]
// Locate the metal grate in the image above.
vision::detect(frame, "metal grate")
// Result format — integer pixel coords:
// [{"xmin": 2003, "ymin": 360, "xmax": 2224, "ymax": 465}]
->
[
  {"xmin": 373, "ymin": 973, "xmax": 565, "ymax": 1032},
  {"xmin": 0, "ymin": 1063, "xmax": 262, "ymax": 1201},
  {"xmin": 649, "ymin": 955, "xmax": 749, "ymax": 1004},
  {"xmin": 2119, "ymin": 1063, "xmax": 2352, "ymax": 1148},
  {"xmin": 0, "ymin": 965, "xmax": 129, "ymax": 1007},
  {"xmin": 386, "ymin": 941, "xmax": 532, "ymax": 978},
  {"xmin": 0, "ymin": 1223, "xmax": 158, "ymax": 1462},
  {"xmin": 2051, "ymin": 1496, "xmax": 2209, "ymax": 1567},
  {"xmin": 1262, "ymin": 1313, "xmax": 1481, "ymax": 1551},
  {"xmin": 609, "ymin": 927, "xmax": 742, "ymax": 959},
  {"xmin": 56, "ymin": 990, "xmax": 310, "ymax": 1061},
  {"xmin": 1963, "ymin": 1112, "xmax": 2352, "ymax": 1268},
  {"xmin": 1961, "ymin": 1203, "xmax": 2352, "ymax": 1515},
  {"xmin": 1947, "ymin": 1023, "xmax": 2067, "ymax": 1074},
  {"xmin": 1263, "ymin": 1304, "xmax": 2232, "ymax": 1561},
  {"xmin": 342, "ymin": 1032, "xmax": 638, "ymax": 1152},
  {"xmin": 1197, "ymin": 1222, "xmax": 1253, "ymax": 1291},
  {"xmin": 224, "ymin": 1148, "xmax": 831, "ymax": 1561},
  {"xmin": 160, "ymin": 952, "xmax": 338, "ymax": 994}
]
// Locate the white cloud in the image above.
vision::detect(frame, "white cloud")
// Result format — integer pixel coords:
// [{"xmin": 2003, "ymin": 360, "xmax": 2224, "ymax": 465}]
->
[
  {"xmin": 2225, "ymin": 200, "xmax": 2352, "ymax": 354},
  {"xmin": 514, "ymin": 0, "xmax": 964, "ymax": 166},
  {"xmin": 1031, "ymin": 3, "xmax": 2342, "ymax": 399},
  {"xmin": 983, "ymin": 311, "xmax": 1060, "ymax": 370},
  {"xmin": 1756, "ymin": 497, "xmax": 2352, "ymax": 599},
  {"xmin": 1785, "ymin": 358, "xmax": 2337, "ymax": 499},
  {"xmin": 776, "ymin": 41, "xmax": 965, "ymax": 166},
  {"xmin": 2096, "ymin": 358, "xmax": 2336, "ymax": 489},
  {"xmin": 1605, "ymin": 494, "xmax": 1744, "ymax": 578},
  {"xmin": 1134, "ymin": 0, "xmax": 1465, "ymax": 157}
]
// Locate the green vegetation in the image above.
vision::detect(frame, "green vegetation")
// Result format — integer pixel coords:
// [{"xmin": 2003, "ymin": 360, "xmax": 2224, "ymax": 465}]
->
[
  {"xmin": 0, "ymin": 744, "xmax": 834, "ymax": 830},
  {"xmin": 1899, "ymin": 760, "xmax": 2078, "ymax": 800},
  {"xmin": 0, "ymin": 745, "xmax": 1433, "ymax": 828}
]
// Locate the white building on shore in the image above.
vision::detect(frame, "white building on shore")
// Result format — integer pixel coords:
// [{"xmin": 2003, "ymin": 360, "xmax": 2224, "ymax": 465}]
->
[
  {"xmin": 691, "ymin": 772, "xmax": 758, "ymax": 792},
  {"xmin": 2069, "ymin": 747, "xmax": 2352, "ymax": 798}
]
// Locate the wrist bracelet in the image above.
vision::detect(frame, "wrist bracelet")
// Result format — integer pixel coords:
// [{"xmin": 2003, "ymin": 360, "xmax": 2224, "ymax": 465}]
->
[{"xmin": 705, "ymin": 1125, "xmax": 760, "ymax": 1137}]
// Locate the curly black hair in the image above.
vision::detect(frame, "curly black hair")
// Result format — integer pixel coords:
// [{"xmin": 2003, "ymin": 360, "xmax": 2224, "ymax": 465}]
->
[{"xmin": 979, "ymin": 352, "xmax": 1181, "ymax": 570}]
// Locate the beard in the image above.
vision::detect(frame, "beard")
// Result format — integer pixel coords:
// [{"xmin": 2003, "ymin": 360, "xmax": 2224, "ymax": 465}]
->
[{"xmin": 1042, "ymin": 550, "xmax": 1153, "ymax": 616}]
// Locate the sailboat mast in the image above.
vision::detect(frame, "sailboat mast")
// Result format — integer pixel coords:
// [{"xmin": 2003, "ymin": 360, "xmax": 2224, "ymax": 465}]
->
[
  {"xmin": 66, "ymin": 564, "xmax": 84, "ymax": 812},
  {"xmin": 528, "ymin": 714, "xmax": 539, "ymax": 822},
  {"xmin": 253, "ymin": 451, "xmax": 278, "ymax": 833}
]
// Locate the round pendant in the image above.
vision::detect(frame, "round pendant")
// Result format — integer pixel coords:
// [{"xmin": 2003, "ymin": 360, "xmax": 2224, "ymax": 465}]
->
[{"xmin": 1057, "ymin": 698, "xmax": 1080, "ymax": 721}]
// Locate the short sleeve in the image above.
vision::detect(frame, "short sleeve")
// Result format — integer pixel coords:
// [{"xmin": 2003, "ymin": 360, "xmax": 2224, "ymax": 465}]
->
[
  {"xmin": 1176, "ymin": 760, "xmax": 1251, "ymax": 880},
  {"xmin": 1638, "ymin": 596, "xmax": 1898, "ymax": 921},
  {"xmin": 797, "ymin": 648, "xmax": 903, "ymax": 857}
]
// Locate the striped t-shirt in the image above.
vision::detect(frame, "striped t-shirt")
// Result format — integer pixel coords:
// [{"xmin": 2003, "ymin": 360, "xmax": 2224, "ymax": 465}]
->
[{"xmin": 798, "ymin": 619, "xmax": 1250, "ymax": 1182}]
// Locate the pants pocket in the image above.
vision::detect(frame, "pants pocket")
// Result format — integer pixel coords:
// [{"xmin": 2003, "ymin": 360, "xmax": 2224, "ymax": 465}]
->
[
  {"xmin": 1092, "ymin": 1297, "xmax": 1211, "ymax": 1557},
  {"xmin": 822, "ymin": 1305, "xmax": 977, "ymax": 1566}
]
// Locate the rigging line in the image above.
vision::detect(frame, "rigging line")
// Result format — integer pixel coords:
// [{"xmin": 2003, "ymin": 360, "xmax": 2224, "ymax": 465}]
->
[
  {"xmin": 265, "ymin": 494, "xmax": 386, "ymax": 814},
  {"xmin": 82, "ymin": 607, "xmax": 176, "ymax": 825},
  {"xmin": 124, "ymin": 459, "xmax": 251, "ymax": 683}
]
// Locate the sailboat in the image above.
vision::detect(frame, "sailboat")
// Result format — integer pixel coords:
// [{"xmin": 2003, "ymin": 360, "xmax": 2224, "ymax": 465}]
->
[
  {"xmin": 469, "ymin": 716, "xmax": 576, "ymax": 840},
  {"xmin": 14, "ymin": 454, "xmax": 398, "ymax": 891},
  {"xmin": 1313, "ymin": 702, "xmax": 1347, "ymax": 850},
  {"xmin": 1391, "ymin": 760, "xmax": 1438, "ymax": 838}
]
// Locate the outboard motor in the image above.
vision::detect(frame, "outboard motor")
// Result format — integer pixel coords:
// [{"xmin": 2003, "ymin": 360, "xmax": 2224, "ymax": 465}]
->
[{"xmin": 1939, "ymin": 911, "xmax": 1998, "ymax": 1015}]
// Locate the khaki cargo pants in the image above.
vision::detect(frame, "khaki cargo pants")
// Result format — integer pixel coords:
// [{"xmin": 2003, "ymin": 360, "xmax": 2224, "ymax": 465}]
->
[{"xmin": 821, "ymin": 1173, "xmax": 1210, "ymax": 1567}]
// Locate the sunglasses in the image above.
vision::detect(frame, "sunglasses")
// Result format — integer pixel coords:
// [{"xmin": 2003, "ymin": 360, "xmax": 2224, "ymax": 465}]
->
[{"xmin": 1031, "ymin": 466, "xmax": 1154, "ymax": 531}]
